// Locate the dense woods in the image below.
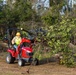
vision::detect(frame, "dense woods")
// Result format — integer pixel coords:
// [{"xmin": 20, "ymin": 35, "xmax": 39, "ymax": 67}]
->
[{"xmin": 0, "ymin": 0, "xmax": 76, "ymax": 67}]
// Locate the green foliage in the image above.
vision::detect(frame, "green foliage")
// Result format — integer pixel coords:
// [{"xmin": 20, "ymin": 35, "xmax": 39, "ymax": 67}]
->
[
  {"xmin": 0, "ymin": 0, "xmax": 4, "ymax": 24},
  {"xmin": 33, "ymin": 44, "xmax": 43, "ymax": 60},
  {"xmin": 0, "ymin": 0, "xmax": 35, "ymax": 28},
  {"xmin": 42, "ymin": 6, "xmax": 76, "ymax": 67},
  {"xmin": 50, "ymin": 0, "xmax": 64, "ymax": 5},
  {"xmin": 14, "ymin": 0, "xmax": 33, "ymax": 21}
]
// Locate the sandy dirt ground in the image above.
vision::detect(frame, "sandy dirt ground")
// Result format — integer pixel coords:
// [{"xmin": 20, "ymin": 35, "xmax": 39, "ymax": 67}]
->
[{"xmin": 0, "ymin": 52, "xmax": 76, "ymax": 75}]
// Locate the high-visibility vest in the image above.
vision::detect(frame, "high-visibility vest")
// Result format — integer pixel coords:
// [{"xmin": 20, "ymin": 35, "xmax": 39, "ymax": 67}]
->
[{"xmin": 13, "ymin": 36, "xmax": 21, "ymax": 45}]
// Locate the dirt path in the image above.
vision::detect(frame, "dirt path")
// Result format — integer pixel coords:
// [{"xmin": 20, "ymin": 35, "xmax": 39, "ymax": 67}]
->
[{"xmin": 0, "ymin": 52, "xmax": 76, "ymax": 75}]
